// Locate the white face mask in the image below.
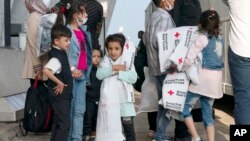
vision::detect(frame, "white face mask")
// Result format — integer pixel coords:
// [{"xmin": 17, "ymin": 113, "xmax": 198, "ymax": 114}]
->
[
  {"xmin": 76, "ymin": 16, "xmax": 88, "ymax": 26},
  {"xmin": 165, "ymin": 1, "xmax": 173, "ymax": 11}
]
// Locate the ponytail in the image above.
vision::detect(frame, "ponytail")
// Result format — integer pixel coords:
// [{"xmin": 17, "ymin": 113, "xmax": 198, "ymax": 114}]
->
[{"xmin": 54, "ymin": 12, "xmax": 65, "ymax": 25}]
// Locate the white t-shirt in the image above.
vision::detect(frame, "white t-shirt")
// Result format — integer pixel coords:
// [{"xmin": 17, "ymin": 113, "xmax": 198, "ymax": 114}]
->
[
  {"xmin": 44, "ymin": 58, "xmax": 61, "ymax": 74},
  {"xmin": 228, "ymin": 0, "xmax": 250, "ymax": 57}
]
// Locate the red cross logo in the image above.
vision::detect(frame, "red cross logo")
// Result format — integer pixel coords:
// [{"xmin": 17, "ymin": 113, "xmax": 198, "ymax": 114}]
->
[
  {"xmin": 178, "ymin": 58, "xmax": 183, "ymax": 64},
  {"xmin": 125, "ymin": 43, "xmax": 129, "ymax": 49},
  {"xmin": 168, "ymin": 90, "xmax": 174, "ymax": 96},
  {"xmin": 175, "ymin": 32, "xmax": 180, "ymax": 38}
]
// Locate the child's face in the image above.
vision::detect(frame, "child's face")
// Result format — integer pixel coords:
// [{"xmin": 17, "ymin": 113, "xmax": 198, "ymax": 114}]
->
[
  {"xmin": 92, "ymin": 49, "xmax": 101, "ymax": 66},
  {"xmin": 107, "ymin": 41, "xmax": 123, "ymax": 61},
  {"xmin": 74, "ymin": 8, "xmax": 88, "ymax": 26},
  {"xmin": 54, "ymin": 36, "xmax": 71, "ymax": 51}
]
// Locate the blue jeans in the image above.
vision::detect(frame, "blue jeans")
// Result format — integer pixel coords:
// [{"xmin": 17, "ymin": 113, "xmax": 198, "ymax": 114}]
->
[
  {"xmin": 68, "ymin": 79, "xmax": 87, "ymax": 141},
  {"xmin": 228, "ymin": 47, "xmax": 250, "ymax": 124},
  {"xmin": 154, "ymin": 75, "xmax": 171, "ymax": 141},
  {"xmin": 183, "ymin": 91, "xmax": 215, "ymax": 127}
]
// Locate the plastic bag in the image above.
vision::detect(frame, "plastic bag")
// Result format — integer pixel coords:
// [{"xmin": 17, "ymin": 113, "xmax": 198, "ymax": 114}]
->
[{"xmin": 137, "ymin": 67, "xmax": 158, "ymax": 114}]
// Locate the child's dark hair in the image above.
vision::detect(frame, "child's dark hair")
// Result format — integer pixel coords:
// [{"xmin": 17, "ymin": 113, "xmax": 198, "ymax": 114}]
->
[
  {"xmin": 152, "ymin": 0, "xmax": 162, "ymax": 7},
  {"xmin": 51, "ymin": 24, "xmax": 72, "ymax": 44},
  {"xmin": 93, "ymin": 47, "xmax": 103, "ymax": 57},
  {"xmin": 64, "ymin": 0, "xmax": 86, "ymax": 24},
  {"xmin": 105, "ymin": 33, "xmax": 126, "ymax": 50},
  {"xmin": 198, "ymin": 9, "xmax": 220, "ymax": 38}
]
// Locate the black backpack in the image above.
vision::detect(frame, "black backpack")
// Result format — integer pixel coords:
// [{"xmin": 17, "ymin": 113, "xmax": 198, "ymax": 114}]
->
[{"xmin": 20, "ymin": 79, "xmax": 53, "ymax": 135}]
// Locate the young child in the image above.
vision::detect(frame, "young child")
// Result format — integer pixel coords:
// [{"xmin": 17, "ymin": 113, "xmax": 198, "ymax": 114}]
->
[
  {"xmin": 83, "ymin": 48, "xmax": 103, "ymax": 141},
  {"xmin": 182, "ymin": 10, "xmax": 224, "ymax": 141},
  {"xmin": 43, "ymin": 24, "xmax": 72, "ymax": 141},
  {"xmin": 95, "ymin": 33, "xmax": 137, "ymax": 141},
  {"xmin": 64, "ymin": 1, "xmax": 92, "ymax": 140}
]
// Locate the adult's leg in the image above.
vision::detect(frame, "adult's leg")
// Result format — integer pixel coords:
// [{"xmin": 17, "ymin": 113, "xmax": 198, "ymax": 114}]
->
[
  {"xmin": 228, "ymin": 47, "xmax": 250, "ymax": 124},
  {"xmin": 147, "ymin": 111, "xmax": 157, "ymax": 131}
]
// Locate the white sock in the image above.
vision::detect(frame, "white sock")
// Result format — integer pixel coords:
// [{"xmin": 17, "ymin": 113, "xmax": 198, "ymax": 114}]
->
[{"xmin": 192, "ymin": 136, "xmax": 201, "ymax": 141}]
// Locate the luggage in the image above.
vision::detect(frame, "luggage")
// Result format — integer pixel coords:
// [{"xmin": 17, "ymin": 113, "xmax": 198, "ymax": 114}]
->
[{"xmin": 20, "ymin": 78, "xmax": 53, "ymax": 135}]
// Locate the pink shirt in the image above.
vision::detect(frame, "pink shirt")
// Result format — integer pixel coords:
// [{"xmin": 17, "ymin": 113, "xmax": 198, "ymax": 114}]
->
[{"xmin": 74, "ymin": 29, "xmax": 87, "ymax": 70}]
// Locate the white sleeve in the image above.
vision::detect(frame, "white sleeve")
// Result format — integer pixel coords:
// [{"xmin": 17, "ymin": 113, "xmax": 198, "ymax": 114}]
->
[{"xmin": 44, "ymin": 58, "xmax": 61, "ymax": 74}]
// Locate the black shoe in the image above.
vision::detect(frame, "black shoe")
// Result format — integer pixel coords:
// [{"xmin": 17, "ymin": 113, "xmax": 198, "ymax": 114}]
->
[{"xmin": 174, "ymin": 136, "xmax": 192, "ymax": 141}]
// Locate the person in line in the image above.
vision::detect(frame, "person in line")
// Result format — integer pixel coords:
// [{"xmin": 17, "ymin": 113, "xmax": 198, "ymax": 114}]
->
[
  {"xmin": 96, "ymin": 33, "xmax": 137, "ymax": 141},
  {"xmin": 84, "ymin": 0, "xmax": 104, "ymax": 49},
  {"xmin": 43, "ymin": 24, "xmax": 73, "ymax": 141},
  {"xmin": 226, "ymin": 0, "xmax": 250, "ymax": 125},
  {"xmin": 144, "ymin": 0, "xmax": 176, "ymax": 140},
  {"xmin": 22, "ymin": 0, "xmax": 52, "ymax": 91},
  {"xmin": 64, "ymin": 1, "xmax": 92, "ymax": 140},
  {"xmin": 83, "ymin": 48, "xmax": 103, "ymax": 141},
  {"xmin": 171, "ymin": 1, "xmax": 202, "ymax": 140},
  {"xmin": 134, "ymin": 30, "xmax": 158, "ymax": 139},
  {"xmin": 182, "ymin": 10, "xmax": 224, "ymax": 141}
]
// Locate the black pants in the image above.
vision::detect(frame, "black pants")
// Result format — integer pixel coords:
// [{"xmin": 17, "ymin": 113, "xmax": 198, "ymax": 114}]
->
[
  {"xmin": 122, "ymin": 117, "xmax": 136, "ymax": 141},
  {"xmin": 50, "ymin": 99, "xmax": 71, "ymax": 141},
  {"xmin": 83, "ymin": 100, "xmax": 98, "ymax": 136},
  {"xmin": 147, "ymin": 112, "xmax": 157, "ymax": 131},
  {"xmin": 174, "ymin": 120, "xmax": 190, "ymax": 138}
]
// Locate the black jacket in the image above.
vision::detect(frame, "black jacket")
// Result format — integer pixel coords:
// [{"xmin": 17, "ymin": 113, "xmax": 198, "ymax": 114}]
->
[
  {"xmin": 172, "ymin": 0, "xmax": 202, "ymax": 27},
  {"xmin": 133, "ymin": 40, "xmax": 148, "ymax": 92},
  {"xmin": 86, "ymin": 66, "xmax": 102, "ymax": 102},
  {"xmin": 47, "ymin": 47, "xmax": 73, "ymax": 101}
]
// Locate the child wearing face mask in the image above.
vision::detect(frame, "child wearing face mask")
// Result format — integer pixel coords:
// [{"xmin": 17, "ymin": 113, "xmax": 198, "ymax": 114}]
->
[
  {"xmin": 64, "ymin": 1, "xmax": 93, "ymax": 141},
  {"xmin": 95, "ymin": 34, "xmax": 138, "ymax": 141}
]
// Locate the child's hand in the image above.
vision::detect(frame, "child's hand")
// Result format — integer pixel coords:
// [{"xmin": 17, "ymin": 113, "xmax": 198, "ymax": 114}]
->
[
  {"xmin": 54, "ymin": 82, "xmax": 67, "ymax": 95},
  {"xmin": 112, "ymin": 65, "xmax": 126, "ymax": 72},
  {"xmin": 72, "ymin": 69, "xmax": 83, "ymax": 78}
]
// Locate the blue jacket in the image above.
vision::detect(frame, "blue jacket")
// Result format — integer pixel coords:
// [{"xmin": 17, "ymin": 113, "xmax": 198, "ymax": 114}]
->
[
  {"xmin": 67, "ymin": 24, "xmax": 92, "ymax": 81},
  {"xmin": 202, "ymin": 35, "xmax": 224, "ymax": 70}
]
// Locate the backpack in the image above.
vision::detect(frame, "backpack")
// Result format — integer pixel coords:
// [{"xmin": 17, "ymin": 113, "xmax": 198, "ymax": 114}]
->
[{"xmin": 20, "ymin": 79, "xmax": 53, "ymax": 135}]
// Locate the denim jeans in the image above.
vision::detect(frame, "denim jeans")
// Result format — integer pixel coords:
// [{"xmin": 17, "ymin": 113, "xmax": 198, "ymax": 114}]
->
[
  {"xmin": 182, "ymin": 91, "xmax": 215, "ymax": 127},
  {"xmin": 154, "ymin": 75, "xmax": 171, "ymax": 141},
  {"xmin": 68, "ymin": 79, "xmax": 87, "ymax": 141},
  {"xmin": 228, "ymin": 47, "xmax": 250, "ymax": 124}
]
